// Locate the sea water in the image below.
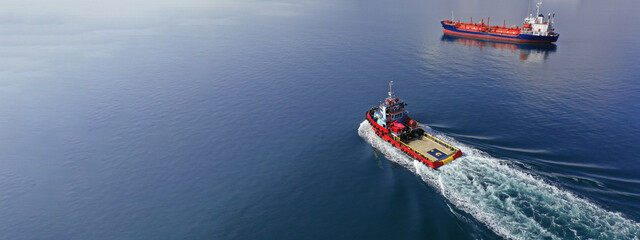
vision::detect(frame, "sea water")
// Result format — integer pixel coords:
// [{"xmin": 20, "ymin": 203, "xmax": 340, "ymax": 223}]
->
[{"xmin": 0, "ymin": 0, "xmax": 639, "ymax": 239}]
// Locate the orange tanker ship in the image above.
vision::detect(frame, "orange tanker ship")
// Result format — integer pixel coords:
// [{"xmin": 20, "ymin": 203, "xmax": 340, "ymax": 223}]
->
[{"xmin": 441, "ymin": 2, "xmax": 559, "ymax": 44}]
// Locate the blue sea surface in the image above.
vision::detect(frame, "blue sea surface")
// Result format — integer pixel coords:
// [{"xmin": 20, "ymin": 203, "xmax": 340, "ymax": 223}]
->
[{"xmin": 1, "ymin": 0, "xmax": 639, "ymax": 239}]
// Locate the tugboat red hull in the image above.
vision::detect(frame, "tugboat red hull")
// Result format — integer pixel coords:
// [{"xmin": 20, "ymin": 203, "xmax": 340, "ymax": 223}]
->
[{"xmin": 366, "ymin": 111, "xmax": 462, "ymax": 169}]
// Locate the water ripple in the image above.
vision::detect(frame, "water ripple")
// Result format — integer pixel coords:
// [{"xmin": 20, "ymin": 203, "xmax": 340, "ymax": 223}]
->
[{"xmin": 358, "ymin": 121, "xmax": 640, "ymax": 240}]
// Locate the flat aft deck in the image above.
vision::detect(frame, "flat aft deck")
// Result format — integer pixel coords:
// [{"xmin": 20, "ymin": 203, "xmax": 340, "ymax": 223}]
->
[{"xmin": 404, "ymin": 135, "xmax": 456, "ymax": 162}]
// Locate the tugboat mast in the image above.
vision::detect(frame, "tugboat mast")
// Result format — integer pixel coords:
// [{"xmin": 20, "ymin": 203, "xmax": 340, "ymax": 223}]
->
[{"xmin": 388, "ymin": 81, "xmax": 394, "ymax": 99}]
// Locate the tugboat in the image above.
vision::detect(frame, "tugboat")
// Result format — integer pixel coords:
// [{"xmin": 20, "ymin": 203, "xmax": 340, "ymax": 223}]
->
[
  {"xmin": 365, "ymin": 82, "xmax": 462, "ymax": 169},
  {"xmin": 440, "ymin": 2, "xmax": 559, "ymax": 44}
]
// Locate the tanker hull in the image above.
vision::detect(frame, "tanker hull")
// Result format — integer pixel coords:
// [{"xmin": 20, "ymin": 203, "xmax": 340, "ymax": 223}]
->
[{"xmin": 441, "ymin": 21, "xmax": 558, "ymax": 44}]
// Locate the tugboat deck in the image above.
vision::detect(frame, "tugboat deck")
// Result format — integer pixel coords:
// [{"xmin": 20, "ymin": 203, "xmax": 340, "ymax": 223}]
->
[{"xmin": 403, "ymin": 134, "xmax": 457, "ymax": 163}]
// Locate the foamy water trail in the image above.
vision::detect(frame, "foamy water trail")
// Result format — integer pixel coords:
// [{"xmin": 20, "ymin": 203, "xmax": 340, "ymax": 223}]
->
[{"xmin": 358, "ymin": 121, "xmax": 640, "ymax": 240}]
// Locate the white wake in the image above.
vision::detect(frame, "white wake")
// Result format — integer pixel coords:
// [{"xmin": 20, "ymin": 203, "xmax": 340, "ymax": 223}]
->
[{"xmin": 358, "ymin": 121, "xmax": 640, "ymax": 240}]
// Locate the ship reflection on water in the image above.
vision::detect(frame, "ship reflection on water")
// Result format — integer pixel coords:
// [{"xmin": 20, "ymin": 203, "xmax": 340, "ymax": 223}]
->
[{"xmin": 440, "ymin": 35, "xmax": 556, "ymax": 63}]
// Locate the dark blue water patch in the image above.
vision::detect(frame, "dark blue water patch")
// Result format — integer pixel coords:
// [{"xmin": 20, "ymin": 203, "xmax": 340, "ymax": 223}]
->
[{"xmin": 1, "ymin": 0, "xmax": 639, "ymax": 239}]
